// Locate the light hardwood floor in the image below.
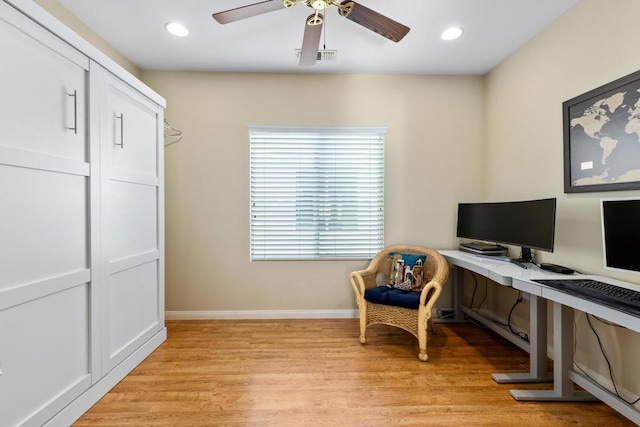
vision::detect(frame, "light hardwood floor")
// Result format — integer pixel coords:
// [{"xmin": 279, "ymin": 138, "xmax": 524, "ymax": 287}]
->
[{"xmin": 74, "ymin": 319, "xmax": 634, "ymax": 426}]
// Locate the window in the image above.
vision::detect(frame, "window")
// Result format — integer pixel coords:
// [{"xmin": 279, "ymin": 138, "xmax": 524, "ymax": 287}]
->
[{"xmin": 250, "ymin": 127, "xmax": 385, "ymax": 260}]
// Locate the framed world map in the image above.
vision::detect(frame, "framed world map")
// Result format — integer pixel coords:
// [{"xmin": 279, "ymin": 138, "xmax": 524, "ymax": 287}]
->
[{"xmin": 563, "ymin": 69, "xmax": 640, "ymax": 193}]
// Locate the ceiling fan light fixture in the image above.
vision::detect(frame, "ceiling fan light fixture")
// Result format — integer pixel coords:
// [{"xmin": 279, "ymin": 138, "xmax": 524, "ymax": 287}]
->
[
  {"xmin": 441, "ymin": 26, "xmax": 463, "ymax": 41},
  {"xmin": 310, "ymin": 0, "xmax": 330, "ymax": 9},
  {"xmin": 165, "ymin": 22, "xmax": 189, "ymax": 37}
]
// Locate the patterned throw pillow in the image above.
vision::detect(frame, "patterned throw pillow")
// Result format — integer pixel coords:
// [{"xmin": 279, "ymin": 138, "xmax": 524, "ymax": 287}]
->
[{"xmin": 388, "ymin": 252, "xmax": 428, "ymax": 291}]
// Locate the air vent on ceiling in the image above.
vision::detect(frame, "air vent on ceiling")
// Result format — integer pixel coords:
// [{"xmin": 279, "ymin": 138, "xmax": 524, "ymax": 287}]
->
[{"xmin": 295, "ymin": 49, "xmax": 338, "ymax": 62}]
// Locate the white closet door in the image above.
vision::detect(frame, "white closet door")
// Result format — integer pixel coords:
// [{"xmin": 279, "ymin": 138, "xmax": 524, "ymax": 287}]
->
[
  {"xmin": 0, "ymin": 2, "xmax": 88, "ymax": 162},
  {"xmin": 99, "ymin": 69, "xmax": 164, "ymax": 373},
  {"xmin": 0, "ymin": 1, "xmax": 165, "ymax": 424},
  {"xmin": 0, "ymin": 4, "xmax": 93, "ymax": 425}
]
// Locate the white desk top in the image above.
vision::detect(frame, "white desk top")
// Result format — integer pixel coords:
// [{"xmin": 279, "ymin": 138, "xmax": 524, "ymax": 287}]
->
[
  {"xmin": 439, "ymin": 250, "xmax": 640, "ymax": 332},
  {"xmin": 514, "ymin": 276, "xmax": 640, "ymax": 333},
  {"xmin": 439, "ymin": 250, "xmax": 574, "ymax": 286}
]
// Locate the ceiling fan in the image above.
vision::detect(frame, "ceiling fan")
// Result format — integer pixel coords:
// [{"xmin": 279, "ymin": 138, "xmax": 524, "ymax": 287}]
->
[{"xmin": 212, "ymin": 0, "xmax": 410, "ymax": 66}]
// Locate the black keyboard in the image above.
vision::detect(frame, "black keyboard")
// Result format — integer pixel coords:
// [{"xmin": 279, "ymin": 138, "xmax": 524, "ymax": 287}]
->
[{"xmin": 533, "ymin": 279, "xmax": 640, "ymax": 317}]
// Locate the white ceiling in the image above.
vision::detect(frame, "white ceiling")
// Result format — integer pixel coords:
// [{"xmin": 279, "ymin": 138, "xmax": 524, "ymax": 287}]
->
[{"xmin": 58, "ymin": 0, "xmax": 579, "ymax": 75}]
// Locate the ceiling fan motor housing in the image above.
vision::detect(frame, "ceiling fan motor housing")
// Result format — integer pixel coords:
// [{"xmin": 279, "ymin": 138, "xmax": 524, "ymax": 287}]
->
[{"xmin": 307, "ymin": 0, "xmax": 330, "ymax": 10}]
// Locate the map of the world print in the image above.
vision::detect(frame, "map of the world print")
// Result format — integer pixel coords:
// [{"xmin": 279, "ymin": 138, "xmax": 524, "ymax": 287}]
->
[{"xmin": 565, "ymin": 71, "xmax": 640, "ymax": 192}]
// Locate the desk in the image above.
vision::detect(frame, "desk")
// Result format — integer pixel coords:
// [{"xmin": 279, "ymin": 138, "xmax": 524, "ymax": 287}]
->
[
  {"xmin": 514, "ymin": 276, "xmax": 640, "ymax": 424},
  {"xmin": 441, "ymin": 250, "xmax": 566, "ymax": 386},
  {"xmin": 441, "ymin": 250, "xmax": 639, "ymax": 425}
]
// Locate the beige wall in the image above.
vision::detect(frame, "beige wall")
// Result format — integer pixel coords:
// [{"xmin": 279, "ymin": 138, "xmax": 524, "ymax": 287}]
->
[
  {"xmin": 141, "ymin": 71, "xmax": 485, "ymax": 312},
  {"xmin": 486, "ymin": 0, "xmax": 640, "ymax": 278},
  {"xmin": 34, "ymin": 0, "xmax": 141, "ymax": 77},
  {"xmin": 484, "ymin": 0, "xmax": 640, "ymax": 398}
]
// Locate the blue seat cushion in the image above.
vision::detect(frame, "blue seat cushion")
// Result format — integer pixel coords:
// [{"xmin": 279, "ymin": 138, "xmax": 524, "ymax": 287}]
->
[{"xmin": 364, "ymin": 286, "xmax": 420, "ymax": 310}]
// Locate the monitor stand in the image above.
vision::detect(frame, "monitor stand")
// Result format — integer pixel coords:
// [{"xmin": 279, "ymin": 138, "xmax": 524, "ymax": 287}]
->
[{"xmin": 520, "ymin": 247, "xmax": 533, "ymax": 263}]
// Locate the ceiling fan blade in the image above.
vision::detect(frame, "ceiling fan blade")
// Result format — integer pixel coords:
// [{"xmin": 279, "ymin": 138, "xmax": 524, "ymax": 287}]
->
[
  {"xmin": 299, "ymin": 14, "xmax": 323, "ymax": 67},
  {"xmin": 338, "ymin": 1, "xmax": 410, "ymax": 43},
  {"xmin": 212, "ymin": 0, "xmax": 286, "ymax": 24}
]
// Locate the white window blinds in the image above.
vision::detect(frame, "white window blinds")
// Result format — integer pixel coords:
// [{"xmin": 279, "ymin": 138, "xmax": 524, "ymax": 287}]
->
[{"xmin": 250, "ymin": 127, "xmax": 385, "ymax": 260}]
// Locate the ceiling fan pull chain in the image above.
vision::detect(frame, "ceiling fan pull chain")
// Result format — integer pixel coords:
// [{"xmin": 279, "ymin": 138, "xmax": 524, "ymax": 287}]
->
[{"xmin": 323, "ymin": 9, "xmax": 327, "ymax": 50}]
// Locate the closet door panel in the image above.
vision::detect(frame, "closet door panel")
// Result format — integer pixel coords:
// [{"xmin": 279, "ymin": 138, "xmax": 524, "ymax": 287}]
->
[
  {"xmin": 107, "ymin": 180, "xmax": 158, "ymax": 261},
  {"xmin": 106, "ymin": 261, "xmax": 160, "ymax": 368},
  {"xmin": 0, "ymin": 164, "xmax": 88, "ymax": 291},
  {"xmin": 0, "ymin": 5, "xmax": 88, "ymax": 162},
  {"xmin": 106, "ymin": 82, "xmax": 158, "ymax": 177},
  {"xmin": 0, "ymin": 284, "xmax": 91, "ymax": 427}
]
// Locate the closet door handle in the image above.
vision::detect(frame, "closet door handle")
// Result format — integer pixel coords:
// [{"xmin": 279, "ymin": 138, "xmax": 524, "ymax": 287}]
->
[
  {"xmin": 67, "ymin": 90, "xmax": 78, "ymax": 134},
  {"xmin": 115, "ymin": 113, "xmax": 124, "ymax": 149}
]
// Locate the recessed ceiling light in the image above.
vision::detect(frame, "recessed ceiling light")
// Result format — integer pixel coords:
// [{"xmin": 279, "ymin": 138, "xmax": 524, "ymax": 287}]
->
[
  {"xmin": 441, "ymin": 26, "xmax": 463, "ymax": 41},
  {"xmin": 165, "ymin": 22, "xmax": 189, "ymax": 37}
]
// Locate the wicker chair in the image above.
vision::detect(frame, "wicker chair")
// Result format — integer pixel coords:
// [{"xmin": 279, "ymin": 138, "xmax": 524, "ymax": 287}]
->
[{"xmin": 349, "ymin": 245, "xmax": 449, "ymax": 361}]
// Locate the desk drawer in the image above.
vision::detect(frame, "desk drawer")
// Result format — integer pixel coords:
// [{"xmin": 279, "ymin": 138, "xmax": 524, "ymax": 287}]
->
[{"xmin": 513, "ymin": 278, "xmax": 543, "ymax": 297}]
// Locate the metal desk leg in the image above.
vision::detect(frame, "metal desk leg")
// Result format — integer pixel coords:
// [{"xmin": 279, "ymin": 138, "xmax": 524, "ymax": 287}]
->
[
  {"xmin": 453, "ymin": 266, "xmax": 465, "ymax": 322},
  {"xmin": 493, "ymin": 294, "xmax": 552, "ymax": 384},
  {"xmin": 510, "ymin": 302, "xmax": 596, "ymax": 401}
]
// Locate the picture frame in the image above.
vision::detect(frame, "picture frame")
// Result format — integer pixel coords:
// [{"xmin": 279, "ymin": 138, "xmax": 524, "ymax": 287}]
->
[{"xmin": 563, "ymin": 69, "xmax": 640, "ymax": 193}]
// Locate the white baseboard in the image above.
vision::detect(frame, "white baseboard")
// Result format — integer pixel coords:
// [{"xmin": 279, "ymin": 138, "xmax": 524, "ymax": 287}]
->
[
  {"xmin": 166, "ymin": 308, "xmax": 459, "ymax": 321},
  {"xmin": 573, "ymin": 360, "xmax": 640, "ymax": 405},
  {"xmin": 165, "ymin": 309, "xmax": 359, "ymax": 320}
]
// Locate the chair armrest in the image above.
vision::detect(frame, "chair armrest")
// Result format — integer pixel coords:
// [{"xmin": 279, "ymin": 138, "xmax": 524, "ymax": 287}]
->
[
  {"xmin": 419, "ymin": 251, "xmax": 449, "ymax": 305},
  {"xmin": 419, "ymin": 280, "xmax": 442, "ymax": 309},
  {"xmin": 418, "ymin": 263, "xmax": 449, "ymax": 312},
  {"xmin": 350, "ymin": 269, "xmax": 377, "ymax": 296}
]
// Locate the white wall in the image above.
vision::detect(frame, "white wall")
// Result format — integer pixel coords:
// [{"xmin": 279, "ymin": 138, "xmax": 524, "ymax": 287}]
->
[
  {"xmin": 140, "ymin": 71, "xmax": 485, "ymax": 313},
  {"xmin": 484, "ymin": 0, "xmax": 640, "ymax": 400}
]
